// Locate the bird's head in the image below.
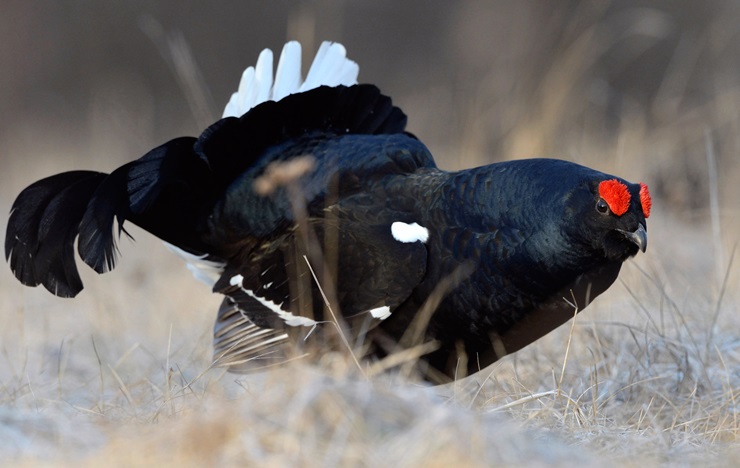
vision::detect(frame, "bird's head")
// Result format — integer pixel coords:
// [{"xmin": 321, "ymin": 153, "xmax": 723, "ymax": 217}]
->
[{"xmin": 570, "ymin": 177, "xmax": 651, "ymax": 261}]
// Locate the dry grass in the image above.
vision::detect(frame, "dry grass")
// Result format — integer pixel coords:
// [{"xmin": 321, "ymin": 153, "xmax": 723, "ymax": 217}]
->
[{"xmin": 0, "ymin": 218, "xmax": 738, "ymax": 466}]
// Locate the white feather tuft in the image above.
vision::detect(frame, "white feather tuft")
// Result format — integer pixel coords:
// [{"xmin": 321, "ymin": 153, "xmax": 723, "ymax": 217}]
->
[
  {"xmin": 391, "ymin": 222, "xmax": 429, "ymax": 244},
  {"xmin": 253, "ymin": 47, "xmax": 273, "ymax": 106},
  {"xmin": 222, "ymin": 67, "xmax": 253, "ymax": 118},
  {"xmin": 369, "ymin": 305, "xmax": 392, "ymax": 320},
  {"xmin": 222, "ymin": 41, "xmax": 359, "ymax": 118},
  {"xmin": 272, "ymin": 42, "xmax": 303, "ymax": 101},
  {"xmin": 163, "ymin": 243, "xmax": 225, "ymax": 287},
  {"xmin": 300, "ymin": 42, "xmax": 359, "ymax": 91}
]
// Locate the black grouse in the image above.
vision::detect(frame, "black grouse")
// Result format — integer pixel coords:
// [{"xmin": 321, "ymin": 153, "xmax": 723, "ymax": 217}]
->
[{"xmin": 5, "ymin": 42, "xmax": 651, "ymax": 382}]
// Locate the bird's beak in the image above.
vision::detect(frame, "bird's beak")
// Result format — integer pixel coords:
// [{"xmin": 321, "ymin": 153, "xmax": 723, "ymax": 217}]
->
[{"xmin": 617, "ymin": 224, "xmax": 648, "ymax": 253}]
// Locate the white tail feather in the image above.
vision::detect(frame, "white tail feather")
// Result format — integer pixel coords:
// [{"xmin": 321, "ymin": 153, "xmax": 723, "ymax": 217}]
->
[
  {"xmin": 222, "ymin": 41, "xmax": 359, "ymax": 118},
  {"xmin": 272, "ymin": 42, "xmax": 303, "ymax": 101},
  {"xmin": 172, "ymin": 41, "xmax": 359, "ymax": 285},
  {"xmin": 253, "ymin": 48, "xmax": 273, "ymax": 106},
  {"xmin": 301, "ymin": 42, "xmax": 359, "ymax": 91}
]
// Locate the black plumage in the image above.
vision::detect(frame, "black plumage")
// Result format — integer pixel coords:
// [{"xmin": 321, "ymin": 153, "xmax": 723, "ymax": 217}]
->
[{"xmin": 5, "ymin": 83, "xmax": 650, "ymax": 382}]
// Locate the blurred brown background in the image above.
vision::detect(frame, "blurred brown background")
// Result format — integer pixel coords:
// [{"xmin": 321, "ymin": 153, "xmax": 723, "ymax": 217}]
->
[{"xmin": 2, "ymin": 0, "xmax": 740, "ymax": 219}]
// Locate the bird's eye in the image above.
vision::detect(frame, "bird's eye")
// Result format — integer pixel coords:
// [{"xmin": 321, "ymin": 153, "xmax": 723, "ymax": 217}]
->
[{"xmin": 596, "ymin": 198, "xmax": 610, "ymax": 215}]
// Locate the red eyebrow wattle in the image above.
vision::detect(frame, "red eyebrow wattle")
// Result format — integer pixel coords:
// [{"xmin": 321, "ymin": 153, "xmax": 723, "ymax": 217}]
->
[
  {"xmin": 598, "ymin": 179, "xmax": 631, "ymax": 216},
  {"xmin": 639, "ymin": 183, "xmax": 652, "ymax": 218}
]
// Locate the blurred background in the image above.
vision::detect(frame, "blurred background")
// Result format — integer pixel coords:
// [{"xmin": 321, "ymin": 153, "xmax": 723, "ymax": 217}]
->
[{"xmin": 2, "ymin": 0, "xmax": 740, "ymax": 213}]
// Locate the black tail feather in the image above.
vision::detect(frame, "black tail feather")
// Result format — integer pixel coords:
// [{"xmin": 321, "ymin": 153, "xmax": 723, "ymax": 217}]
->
[
  {"xmin": 76, "ymin": 165, "xmax": 131, "ymax": 274},
  {"xmin": 6, "ymin": 171, "xmax": 108, "ymax": 297},
  {"xmin": 5, "ymin": 137, "xmax": 208, "ymax": 297},
  {"xmin": 126, "ymin": 137, "xmax": 201, "ymax": 213},
  {"xmin": 77, "ymin": 136, "xmax": 207, "ymax": 274},
  {"xmin": 123, "ymin": 137, "xmax": 214, "ymax": 254}
]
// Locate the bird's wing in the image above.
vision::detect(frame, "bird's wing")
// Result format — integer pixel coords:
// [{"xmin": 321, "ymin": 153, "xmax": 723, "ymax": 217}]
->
[
  {"xmin": 212, "ymin": 293, "xmax": 295, "ymax": 373},
  {"xmin": 211, "ymin": 214, "xmax": 429, "ymax": 373},
  {"xmin": 202, "ymin": 96, "xmax": 437, "ymax": 335}
]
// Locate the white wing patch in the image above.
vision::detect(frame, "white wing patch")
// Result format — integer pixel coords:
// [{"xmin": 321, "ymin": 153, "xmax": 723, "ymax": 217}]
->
[
  {"xmin": 391, "ymin": 222, "xmax": 429, "ymax": 243},
  {"xmin": 369, "ymin": 305, "xmax": 392, "ymax": 320},
  {"xmin": 229, "ymin": 273, "xmax": 245, "ymax": 286},
  {"xmin": 222, "ymin": 41, "xmax": 359, "ymax": 119},
  {"xmin": 229, "ymin": 274, "xmax": 316, "ymax": 327}
]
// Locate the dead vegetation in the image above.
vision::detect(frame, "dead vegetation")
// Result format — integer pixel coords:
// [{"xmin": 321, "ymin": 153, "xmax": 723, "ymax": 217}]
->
[{"xmin": 0, "ymin": 231, "xmax": 737, "ymax": 466}]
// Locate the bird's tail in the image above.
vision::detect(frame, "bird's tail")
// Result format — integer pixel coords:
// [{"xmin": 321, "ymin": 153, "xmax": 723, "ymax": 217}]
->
[
  {"xmin": 222, "ymin": 41, "xmax": 358, "ymax": 118},
  {"xmin": 5, "ymin": 171, "xmax": 108, "ymax": 297},
  {"xmin": 5, "ymin": 136, "xmax": 212, "ymax": 297},
  {"xmin": 5, "ymin": 42, "xmax": 402, "ymax": 298}
]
